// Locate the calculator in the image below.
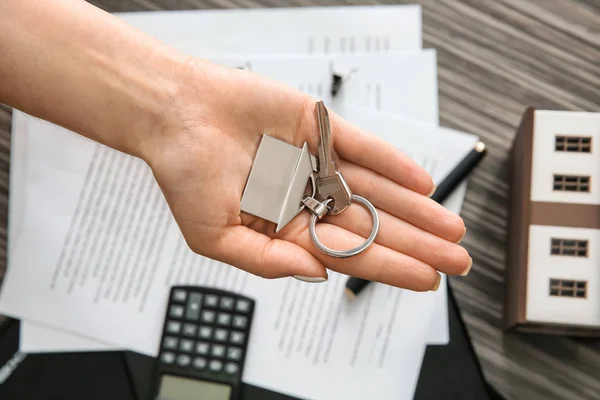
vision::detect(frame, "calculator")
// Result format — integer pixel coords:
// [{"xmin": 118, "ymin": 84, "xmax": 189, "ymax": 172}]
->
[{"xmin": 151, "ymin": 286, "xmax": 255, "ymax": 400}]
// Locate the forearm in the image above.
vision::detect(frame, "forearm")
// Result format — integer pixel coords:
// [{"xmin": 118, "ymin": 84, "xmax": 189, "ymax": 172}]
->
[{"xmin": 0, "ymin": 0, "xmax": 189, "ymax": 158}]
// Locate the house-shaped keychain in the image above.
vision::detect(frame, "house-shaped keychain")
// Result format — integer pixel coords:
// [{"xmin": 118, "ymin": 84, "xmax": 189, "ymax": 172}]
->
[{"xmin": 240, "ymin": 134, "xmax": 317, "ymax": 233}]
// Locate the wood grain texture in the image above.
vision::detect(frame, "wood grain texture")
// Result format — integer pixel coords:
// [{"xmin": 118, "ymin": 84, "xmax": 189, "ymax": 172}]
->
[{"xmin": 2, "ymin": 0, "xmax": 600, "ymax": 399}]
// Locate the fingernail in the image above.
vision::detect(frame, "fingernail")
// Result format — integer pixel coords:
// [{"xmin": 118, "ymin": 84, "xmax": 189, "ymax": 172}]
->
[
  {"xmin": 460, "ymin": 257, "xmax": 473, "ymax": 276},
  {"xmin": 456, "ymin": 227, "xmax": 467, "ymax": 244},
  {"xmin": 427, "ymin": 185, "xmax": 437, "ymax": 197},
  {"xmin": 293, "ymin": 275, "xmax": 328, "ymax": 283},
  {"xmin": 430, "ymin": 273, "xmax": 441, "ymax": 291}
]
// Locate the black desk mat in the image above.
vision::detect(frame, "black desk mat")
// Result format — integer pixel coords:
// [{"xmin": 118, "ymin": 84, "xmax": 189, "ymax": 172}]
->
[
  {"xmin": 0, "ymin": 319, "xmax": 135, "ymax": 400},
  {"xmin": 413, "ymin": 281, "xmax": 493, "ymax": 400}
]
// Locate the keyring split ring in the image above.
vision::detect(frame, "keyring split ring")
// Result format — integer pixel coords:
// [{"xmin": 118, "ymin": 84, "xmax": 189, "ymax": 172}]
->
[{"xmin": 308, "ymin": 194, "xmax": 379, "ymax": 258}]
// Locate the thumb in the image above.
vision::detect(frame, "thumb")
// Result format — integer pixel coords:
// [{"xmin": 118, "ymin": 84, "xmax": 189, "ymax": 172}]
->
[{"xmin": 211, "ymin": 225, "xmax": 328, "ymax": 282}]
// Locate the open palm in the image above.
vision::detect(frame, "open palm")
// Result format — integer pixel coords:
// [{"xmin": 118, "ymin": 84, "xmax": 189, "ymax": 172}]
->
[{"xmin": 148, "ymin": 59, "xmax": 471, "ymax": 291}]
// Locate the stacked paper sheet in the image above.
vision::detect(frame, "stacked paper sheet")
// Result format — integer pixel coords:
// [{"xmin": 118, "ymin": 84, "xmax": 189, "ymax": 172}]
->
[{"xmin": 0, "ymin": 5, "xmax": 478, "ymax": 400}]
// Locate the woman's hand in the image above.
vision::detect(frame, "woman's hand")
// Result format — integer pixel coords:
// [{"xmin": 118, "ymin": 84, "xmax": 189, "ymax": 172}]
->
[
  {"xmin": 0, "ymin": 0, "xmax": 471, "ymax": 291},
  {"xmin": 145, "ymin": 59, "xmax": 472, "ymax": 291}
]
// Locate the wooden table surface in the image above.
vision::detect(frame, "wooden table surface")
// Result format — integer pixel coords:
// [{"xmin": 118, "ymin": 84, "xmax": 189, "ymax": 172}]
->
[{"xmin": 1, "ymin": 1, "xmax": 600, "ymax": 399}]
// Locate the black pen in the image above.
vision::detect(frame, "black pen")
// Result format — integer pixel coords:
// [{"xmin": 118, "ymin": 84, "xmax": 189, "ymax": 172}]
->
[{"xmin": 344, "ymin": 141, "xmax": 487, "ymax": 298}]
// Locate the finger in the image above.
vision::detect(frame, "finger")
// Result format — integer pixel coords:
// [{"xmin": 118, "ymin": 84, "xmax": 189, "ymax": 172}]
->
[
  {"xmin": 338, "ymin": 160, "xmax": 466, "ymax": 243},
  {"xmin": 329, "ymin": 113, "xmax": 435, "ymax": 196},
  {"xmin": 323, "ymin": 201, "xmax": 471, "ymax": 276},
  {"xmin": 281, "ymin": 222, "xmax": 440, "ymax": 292},
  {"xmin": 211, "ymin": 225, "xmax": 328, "ymax": 281}
]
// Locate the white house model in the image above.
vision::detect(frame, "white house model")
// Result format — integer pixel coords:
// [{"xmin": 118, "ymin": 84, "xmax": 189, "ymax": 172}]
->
[{"xmin": 505, "ymin": 107, "xmax": 600, "ymax": 336}]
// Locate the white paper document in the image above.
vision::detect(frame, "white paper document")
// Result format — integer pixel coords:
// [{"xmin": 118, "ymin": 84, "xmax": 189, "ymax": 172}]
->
[
  {"xmin": 220, "ymin": 51, "xmax": 439, "ymax": 125},
  {"xmin": 8, "ymin": 114, "xmax": 27, "ymax": 261},
  {"xmin": 115, "ymin": 5, "xmax": 422, "ymax": 57},
  {"xmin": 184, "ymin": 51, "xmax": 439, "ymax": 124},
  {"xmin": 9, "ymin": 116, "xmax": 118, "ymax": 352},
  {"xmin": 2, "ymin": 103, "xmax": 477, "ymax": 399}
]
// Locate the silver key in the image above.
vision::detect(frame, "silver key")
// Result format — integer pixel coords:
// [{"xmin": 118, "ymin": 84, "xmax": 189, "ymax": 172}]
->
[
  {"xmin": 314, "ymin": 101, "xmax": 351, "ymax": 215},
  {"xmin": 303, "ymin": 101, "xmax": 380, "ymax": 258}
]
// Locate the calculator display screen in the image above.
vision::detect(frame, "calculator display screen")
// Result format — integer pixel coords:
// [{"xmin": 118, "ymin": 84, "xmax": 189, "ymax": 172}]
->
[{"xmin": 158, "ymin": 374, "xmax": 231, "ymax": 400}]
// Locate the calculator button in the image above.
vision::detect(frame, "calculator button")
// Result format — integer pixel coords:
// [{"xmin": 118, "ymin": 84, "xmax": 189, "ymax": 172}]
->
[
  {"xmin": 196, "ymin": 342, "xmax": 210, "ymax": 355},
  {"xmin": 212, "ymin": 344, "xmax": 226, "ymax": 358},
  {"xmin": 233, "ymin": 316, "xmax": 247, "ymax": 329},
  {"xmin": 220, "ymin": 297, "xmax": 234, "ymax": 310},
  {"xmin": 193, "ymin": 357, "xmax": 207, "ymax": 370},
  {"xmin": 227, "ymin": 347, "xmax": 242, "ymax": 361},
  {"xmin": 217, "ymin": 313, "xmax": 231, "ymax": 326},
  {"xmin": 166, "ymin": 321, "xmax": 181, "ymax": 334},
  {"xmin": 182, "ymin": 323, "xmax": 197, "ymax": 337},
  {"xmin": 179, "ymin": 339, "xmax": 194, "ymax": 353},
  {"xmin": 230, "ymin": 331, "xmax": 245, "ymax": 345},
  {"xmin": 168, "ymin": 305, "xmax": 184, "ymax": 318},
  {"xmin": 201, "ymin": 310, "xmax": 216, "ymax": 323},
  {"xmin": 198, "ymin": 326, "xmax": 213, "ymax": 339},
  {"xmin": 163, "ymin": 336, "xmax": 178, "ymax": 350},
  {"xmin": 235, "ymin": 299, "xmax": 250, "ymax": 313},
  {"xmin": 186, "ymin": 293, "xmax": 202, "ymax": 320},
  {"xmin": 205, "ymin": 294, "xmax": 219, "ymax": 307},
  {"xmin": 209, "ymin": 360, "xmax": 223, "ymax": 372},
  {"xmin": 225, "ymin": 362, "xmax": 239, "ymax": 375},
  {"xmin": 214, "ymin": 329, "xmax": 228, "ymax": 342},
  {"xmin": 177, "ymin": 354, "xmax": 191, "ymax": 367},
  {"xmin": 160, "ymin": 352, "xmax": 175, "ymax": 364},
  {"xmin": 172, "ymin": 289, "xmax": 187, "ymax": 302}
]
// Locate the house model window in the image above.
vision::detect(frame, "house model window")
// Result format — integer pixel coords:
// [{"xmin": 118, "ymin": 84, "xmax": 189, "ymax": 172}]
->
[
  {"xmin": 550, "ymin": 238, "xmax": 588, "ymax": 257},
  {"xmin": 553, "ymin": 174, "xmax": 590, "ymax": 192},
  {"xmin": 555, "ymin": 135, "xmax": 592, "ymax": 152},
  {"xmin": 505, "ymin": 108, "xmax": 600, "ymax": 337},
  {"xmin": 549, "ymin": 279, "xmax": 587, "ymax": 298}
]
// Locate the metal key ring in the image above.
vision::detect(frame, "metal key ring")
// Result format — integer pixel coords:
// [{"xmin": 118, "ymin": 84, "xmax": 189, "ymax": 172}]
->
[{"xmin": 308, "ymin": 195, "xmax": 379, "ymax": 258}]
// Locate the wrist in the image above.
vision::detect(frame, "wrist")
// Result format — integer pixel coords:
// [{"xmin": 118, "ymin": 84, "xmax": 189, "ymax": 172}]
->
[
  {"xmin": 123, "ymin": 45, "xmax": 193, "ymax": 162},
  {"xmin": 138, "ymin": 55, "xmax": 227, "ymax": 167}
]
